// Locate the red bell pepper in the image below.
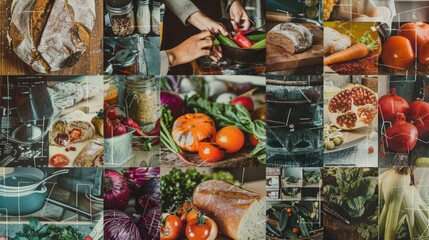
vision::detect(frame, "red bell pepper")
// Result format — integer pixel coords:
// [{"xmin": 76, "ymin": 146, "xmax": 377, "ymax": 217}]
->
[{"xmin": 233, "ymin": 30, "xmax": 253, "ymax": 48}]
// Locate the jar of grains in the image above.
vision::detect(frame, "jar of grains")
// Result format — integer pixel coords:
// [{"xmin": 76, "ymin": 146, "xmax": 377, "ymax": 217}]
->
[
  {"xmin": 124, "ymin": 76, "xmax": 159, "ymax": 126},
  {"xmin": 104, "ymin": 75, "xmax": 119, "ymax": 105},
  {"xmin": 137, "ymin": 0, "xmax": 151, "ymax": 35},
  {"xmin": 106, "ymin": 0, "xmax": 135, "ymax": 36}
]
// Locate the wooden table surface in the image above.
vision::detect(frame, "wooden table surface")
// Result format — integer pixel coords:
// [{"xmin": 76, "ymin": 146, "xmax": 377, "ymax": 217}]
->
[{"xmin": 0, "ymin": 0, "xmax": 103, "ymax": 75}]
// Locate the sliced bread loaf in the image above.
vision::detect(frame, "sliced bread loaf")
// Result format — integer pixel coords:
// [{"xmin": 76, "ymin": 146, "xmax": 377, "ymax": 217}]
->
[{"xmin": 267, "ymin": 22, "xmax": 313, "ymax": 54}]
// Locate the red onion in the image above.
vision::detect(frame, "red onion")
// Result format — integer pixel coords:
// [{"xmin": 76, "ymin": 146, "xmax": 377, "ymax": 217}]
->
[
  {"xmin": 125, "ymin": 168, "xmax": 160, "ymax": 192},
  {"xmin": 104, "ymin": 170, "xmax": 130, "ymax": 210},
  {"xmin": 104, "ymin": 210, "xmax": 141, "ymax": 240},
  {"xmin": 161, "ymin": 90, "xmax": 184, "ymax": 119},
  {"xmin": 409, "ymin": 100, "xmax": 429, "ymax": 140},
  {"xmin": 385, "ymin": 113, "xmax": 418, "ymax": 152},
  {"xmin": 378, "ymin": 88, "xmax": 409, "ymax": 123},
  {"xmin": 137, "ymin": 207, "xmax": 160, "ymax": 240}
]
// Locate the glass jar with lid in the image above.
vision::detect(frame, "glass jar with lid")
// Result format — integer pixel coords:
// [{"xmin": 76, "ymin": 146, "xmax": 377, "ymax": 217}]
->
[
  {"xmin": 137, "ymin": 0, "xmax": 151, "ymax": 35},
  {"xmin": 106, "ymin": 0, "xmax": 135, "ymax": 36},
  {"xmin": 104, "ymin": 75, "xmax": 119, "ymax": 105},
  {"xmin": 124, "ymin": 76, "xmax": 159, "ymax": 126}
]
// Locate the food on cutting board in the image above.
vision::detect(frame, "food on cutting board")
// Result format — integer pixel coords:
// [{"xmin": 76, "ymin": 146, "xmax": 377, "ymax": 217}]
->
[
  {"xmin": 7, "ymin": 0, "xmax": 96, "ymax": 73},
  {"xmin": 324, "ymin": 30, "xmax": 378, "ymax": 66},
  {"xmin": 381, "ymin": 22, "xmax": 429, "ymax": 69},
  {"xmin": 51, "ymin": 110, "xmax": 95, "ymax": 146},
  {"xmin": 267, "ymin": 22, "xmax": 313, "ymax": 54},
  {"xmin": 327, "ymin": 84, "xmax": 377, "ymax": 130},
  {"xmin": 73, "ymin": 139, "xmax": 104, "ymax": 167},
  {"xmin": 323, "ymin": 27, "xmax": 351, "ymax": 54},
  {"xmin": 192, "ymin": 180, "xmax": 265, "ymax": 239}
]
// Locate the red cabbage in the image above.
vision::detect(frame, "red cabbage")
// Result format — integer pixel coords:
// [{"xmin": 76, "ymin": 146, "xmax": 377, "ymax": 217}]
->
[
  {"xmin": 124, "ymin": 168, "xmax": 160, "ymax": 192},
  {"xmin": 103, "ymin": 170, "xmax": 130, "ymax": 210},
  {"xmin": 135, "ymin": 196, "xmax": 160, "ymax": 240},
  {"xmin": 104, "ymin": 210, "xmax": 141, "ymax": 240},
  {"xmin": 160, "ymin": 90, "xmax": 184, "ymax": 119}
]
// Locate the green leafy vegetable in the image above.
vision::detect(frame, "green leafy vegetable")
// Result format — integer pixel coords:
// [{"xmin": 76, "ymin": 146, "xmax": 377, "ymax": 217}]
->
[
  {"xmin": 284, "ymin": 176, "xmax": 299, "ymax": 184},
  {"xmin": 356, "ymin": 31, "xmax": 378, "ymax": 51},
  {"xmin": 10, "ymin": 217, "xmax": 84, "ymax": 240},
  {"xmin": 304, "ymin": 170, "xmax": 320, "ymax": 183},
  {"xmin": 323, "ymin": 168, "xmax": 378, "ymax": 218},
  {"xmin": 282, "ymin": 187, "xmax": 300, "ymax": 197}
]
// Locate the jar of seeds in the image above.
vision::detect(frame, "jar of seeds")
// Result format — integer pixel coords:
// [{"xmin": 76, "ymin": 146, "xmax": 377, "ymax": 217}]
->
[
  {"xmin": 124, "ymin": 76, "xmax": 159, "ymax": 127},
  {"xmin": 106, "ymin": 0, "xmax": 135, "ymax": 36}
]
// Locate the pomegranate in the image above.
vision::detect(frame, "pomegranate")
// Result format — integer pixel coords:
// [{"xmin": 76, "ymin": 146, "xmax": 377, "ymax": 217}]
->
[
  {"xmin": 409, "ymin": 100, "xmax": 429, "ymax": 140},
  {"xmin": 385, "ymin": 113, "xmax": 418, "ymax": 153},
  {"xmin": 378, "ymin": 88, "xmax": 409, "ymax": 123},
  {"xmin": 328, "ymin": 84, "xmax": 378, "ymax": 130}
]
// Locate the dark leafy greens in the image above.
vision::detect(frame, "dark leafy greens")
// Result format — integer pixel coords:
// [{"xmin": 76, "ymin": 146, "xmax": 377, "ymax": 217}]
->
[
  {"xmin": 282, "ymin": 187, "xmax": 300, "ymax": 197},
  {"xmin": 186, "ymin": 94, "xmax": 266, "ymax": 163},
  {"xmin": 284, "ymin": 176, "xmax": 299, "ymax": 184},
  {"xmin": 304, "ymin": 170, "xmax": 320, "ymax": 184},
  {"xmin": 323, "ymin": 168, "xmax": 378, "ymax": 218},
  {"xmin": 10, "ymin": 217, "xmax": 85, "ymax": 240}
]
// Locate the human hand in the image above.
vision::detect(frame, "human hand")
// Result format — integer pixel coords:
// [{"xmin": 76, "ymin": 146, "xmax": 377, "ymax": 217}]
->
[
  {"xmin": 166, "ymin": 31, "xmax": 222, "ymax": 67},
  {"xmin": 187, "ymin": 11, "xmax": 228, "ymax": 36},
  {"xmin": 229, "ymin": 1, "xmax": 251, "ymax": 30}
]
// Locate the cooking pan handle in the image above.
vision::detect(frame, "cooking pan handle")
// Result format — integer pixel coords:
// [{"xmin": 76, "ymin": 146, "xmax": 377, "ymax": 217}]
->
[
  {"xmin": 50, "ymin": 169, "xmax": 69, "ymax": 177},
  {"xmin": 46, "ymin": 198, "xmax": 94, "ymax": 219}
]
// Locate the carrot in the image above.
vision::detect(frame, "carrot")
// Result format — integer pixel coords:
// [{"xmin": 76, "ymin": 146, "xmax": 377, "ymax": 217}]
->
[{"xmin": 324, "ymin": 43, "xmax": 369, "ymax": 65}]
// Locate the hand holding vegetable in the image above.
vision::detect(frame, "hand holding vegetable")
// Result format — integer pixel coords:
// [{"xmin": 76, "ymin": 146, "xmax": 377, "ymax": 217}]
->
[
  {"xmin": 229, "ymin": 0, "xmax": 251, "ymax": 30},
  {"xmin": 166, "ymin": 31, "xmax": 222, "ymax": 67}
]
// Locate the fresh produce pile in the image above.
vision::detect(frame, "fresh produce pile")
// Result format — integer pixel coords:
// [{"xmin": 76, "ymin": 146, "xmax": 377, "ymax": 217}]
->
[
  {"xmin": 161, "ymin": 168, "xmax": 264, "ymax": 240},
  {"xmin": 381, "ymin": 22, "xmax": 429, "ymax": 69},
  {"xmin": 282, "ymin": 187, "xmax": 300, "ymax": 198},
  {"xmin": 216, "ymin": 31, "xmax": 266, "ymax": 49},
  {"xmin": 160, "ymin": 77, "xmax": 266, "ymax": 165},
  {"xmin": 104, "ymin": 102, "xmax": 159, "ymax": 150},
  {"xmin": 266, "ymin": 202, "xmax": 321, "ymax": 239},
  {"xmin": 323, "ymin": 168, "xmax": 378, "ymax": 240},
  {"xmin": 284, "ymin": 176, "xmax": 299, "ymax": 184},
  {"xmin": 103, "ymin": 168, "xmax": 160, "ymax": 240},
  {"xmin": 379, "ymin": 88, "xmax": 429, "ymax": 156},
  {"xmin": 379, "ymin": 168, "xmax": 429, "ymax": 239},
  {"xmin": 5, "ymin": 217, "xmax": 92, "ymax": 240},
  {"xmin": 303, "ymin": 170, "xmax": 320, "ymax": 184}
]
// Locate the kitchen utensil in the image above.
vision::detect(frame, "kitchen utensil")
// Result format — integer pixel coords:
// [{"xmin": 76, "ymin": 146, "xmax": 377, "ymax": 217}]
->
[
  {"xmin": 0, "ymin": 169, "xmax": 68, "ymax": 193},
  {"xmin": 16, "ymin": 85, "xmax": 54, "ymax": 122},
  {"xmin": 112, "ymin": 49, "xmax": 139, "ymax": 68},
  {"xmin": 0, "ymin": 185, "xmax": 48, "ymax": 215},
  {"xmin": 11, "ymin": 123, "xmax": 43, "ymax": 142},
  {"xmin": 219, "ymin": 31, "xmax": 266, "ymax": 64},
  {"xmin": 105, "ymin": 127, "xmax": 136, "ymax": 167}
]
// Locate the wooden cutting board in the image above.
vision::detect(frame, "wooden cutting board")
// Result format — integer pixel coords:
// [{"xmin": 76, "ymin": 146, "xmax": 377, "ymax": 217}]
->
[
  {"xmin": 267, "ymin": 22, "xmax": 323, "ymax": 72},
  {"xmin": 0, "ymin": 0, "xmax": 103, "ymax": 75}
]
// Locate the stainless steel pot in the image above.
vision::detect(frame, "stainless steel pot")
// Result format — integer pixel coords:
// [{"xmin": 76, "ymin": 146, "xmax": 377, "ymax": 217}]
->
[{"xmin": 0, "ymin": 185, "xmax": 48, "ymax": 215}]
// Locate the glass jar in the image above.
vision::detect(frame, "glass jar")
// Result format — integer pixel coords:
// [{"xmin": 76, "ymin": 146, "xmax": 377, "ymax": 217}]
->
[
  {"xmin": 104, "ymin": 75, "xmax": 119, "ymax": 105},
  {"xmin": 106, "ymin": 0, "xmax": 135, "ymax": 36},
  {"xmin": 137, "ymin": 0, "xmax": 151, "ymax": 35},
  {"xmin": 151, "ymin": 0, "xmax": 161, "ymax": 35},
  {"xmin": 124, "ymin": 76, "xmax": 159, "ymax": 126}
]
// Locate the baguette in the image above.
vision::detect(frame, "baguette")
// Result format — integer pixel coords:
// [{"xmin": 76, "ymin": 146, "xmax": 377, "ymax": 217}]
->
[
  {"xmin": 192, "ymin": 180, "xmax": 265, "ymax": 240},
  {"xmin": 53, "ymin": 110, "xmax": 95, "ymax": 144}
]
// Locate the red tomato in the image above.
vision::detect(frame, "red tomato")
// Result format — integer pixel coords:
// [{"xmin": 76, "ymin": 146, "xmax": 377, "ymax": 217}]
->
[
  {"xmin": 232, "ymin": 96, "xmax": 254, "ymax": 111},
  {"xmin": 161, "ymin": 214, "xmax": 183, "ymax": 240},
  {"xmin": 198, "ymin": 142, "xmax": 225, "ymax": 163},
  {"xmin": 249, "ymin": 134, "xmax": 259, "ymax": 146},
  {"xmin": 398, "ymin": 22, "xmax": 429, "ymax": 52},
  {"xmin": 419, "ymin": 40, "xmax": 429, "ymax": 65},
  {"xmin": 185, "ymin": 215, "xmax": 218, "ymax": 240},
  {"xmin": 215, "ymin": 126, "xmax": 245, "ymax": 153},
  {"xmin": 382, "ymin": 36, "xmax": 415, "ymax": 69},
  {"xmin": 84, "ymin": 237, "xmax": 93, "ymax": 240}
]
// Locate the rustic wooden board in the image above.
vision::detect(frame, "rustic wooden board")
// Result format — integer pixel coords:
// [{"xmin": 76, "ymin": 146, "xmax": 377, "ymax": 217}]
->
[
  {"xmin": 0, "ymin": 0, "xmax": 103, "ymax": 75},
  {"xmin": 161, "ymin": 146, "xmax": 262, "ymax": 168},
  {"xmin": 266, "ymin": 22, "xmax": 323, "ymax": 72}
]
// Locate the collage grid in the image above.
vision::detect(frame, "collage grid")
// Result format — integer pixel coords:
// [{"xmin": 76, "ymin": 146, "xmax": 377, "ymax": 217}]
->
[{"xmin": 0, "ymin": 0, "xmax": 428, "ymax": 240}]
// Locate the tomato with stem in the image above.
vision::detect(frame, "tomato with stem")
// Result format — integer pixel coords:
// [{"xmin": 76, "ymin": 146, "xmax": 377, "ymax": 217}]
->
[
  {"xmin": 185, "ymin": 213, "xmax": 218, "ymax": 240},
  {"xmin": 161, "ymin": 214, "xmax": 183, "ymax": 240}
]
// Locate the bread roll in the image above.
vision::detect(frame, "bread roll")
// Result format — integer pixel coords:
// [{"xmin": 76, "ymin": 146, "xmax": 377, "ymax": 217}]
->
[
  {"xmin": 192, "ymin": 180, "xmax": 265, "ymax": 240},
  {"xmin": 267, "ymin": 22, "xmax": 313, "ymax": 54},
  {"xmin": 7, "ymin": 0, "xmax": 96, "ymax": 73},
  {"xmin": 73, "ymin": 139, "xmax": 104, "ymax": 167}
]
